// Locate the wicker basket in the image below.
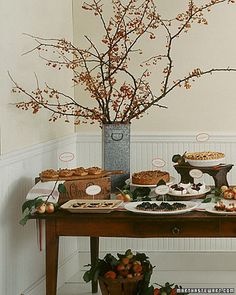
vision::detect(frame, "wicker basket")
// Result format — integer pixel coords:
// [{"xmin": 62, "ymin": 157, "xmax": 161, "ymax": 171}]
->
[{"xmin": 98, "ymin": 275, "xmax": 143, "ymax": 295}]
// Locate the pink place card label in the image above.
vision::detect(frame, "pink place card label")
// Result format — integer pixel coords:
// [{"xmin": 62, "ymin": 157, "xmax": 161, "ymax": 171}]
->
[
  {"xmin": 196, "ymin": 133, "xmax": 210, "ymax": 142},
  {"xmin": 152, "ymin": 158, "xmax": 166, "ymax": 168},
  {"xmin": 59, "ymin": 152, "xmax": 75, "ymax": 162}
]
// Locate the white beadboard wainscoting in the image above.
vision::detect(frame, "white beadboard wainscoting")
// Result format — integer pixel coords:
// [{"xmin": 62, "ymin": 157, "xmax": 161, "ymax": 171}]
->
[
  {"xmin": 1, "ymin": 132, "xmax": 236, "ymax": 295},
  {"xmin": 76, "ymin": 132, "xmax": 236, "ymax": 288},
  {"xmin": 0, "ymin": 134, "xmax": 79, "ymax": 295}
]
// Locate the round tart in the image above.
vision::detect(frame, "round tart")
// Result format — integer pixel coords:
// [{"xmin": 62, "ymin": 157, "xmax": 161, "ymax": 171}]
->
[
  {"xmin": 185, "ymin": 151, "xmax": 225, "ymax": 160},
  {"xmin": 87, "ymin": 167, "xmax": 103, "ymax": 175},
  {"xmin": 41, "ymin": 169, "xmax": 59, "ymax": 179},
  {"xmin": 132, "ymin": 170, "xmax": 170, "ymax": 185},
  {"xmin": 58, "ymin": 169, "xmax": 74, "ymax": 177},
  {"xmin": 73, "ymin": 167, "xmax": 88, "ymax": 176}
]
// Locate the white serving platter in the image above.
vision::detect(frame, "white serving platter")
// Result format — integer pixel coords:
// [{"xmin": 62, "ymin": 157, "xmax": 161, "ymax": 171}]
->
[
  {"xmin": 186, "ymin": 158, "xmax": 225, "ymax": 167},
  {"xmin": 124, "ymin": 201, "xmax": 198, "ymax": 215},
  {"xmin": 60, "ymin": 199, "xmax": 123, "ymax": 213},
  {"xmin": 167, "ymin": 186, "xmax": 211, "ymax": 198}
]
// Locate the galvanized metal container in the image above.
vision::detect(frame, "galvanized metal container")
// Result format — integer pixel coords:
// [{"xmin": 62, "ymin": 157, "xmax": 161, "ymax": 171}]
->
[{"xmin": 102, "ymin": 123, "xmax": 130, "ymax": 191}]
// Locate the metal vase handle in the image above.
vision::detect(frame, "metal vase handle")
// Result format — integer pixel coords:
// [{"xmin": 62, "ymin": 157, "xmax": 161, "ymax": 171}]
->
[{"xmin": 111, "ymin": 132, "xmax": 124, "ymax": 141}]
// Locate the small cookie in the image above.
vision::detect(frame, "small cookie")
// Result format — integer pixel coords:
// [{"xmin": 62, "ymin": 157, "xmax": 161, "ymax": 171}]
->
[
  {"xmin": 41, "ymin": 169, "xmax": 59, "ymax": 179},
  {"xmin": 73, "ymin": 167, "xmax": 88, "ymax": 176},
  {"xmin": 58, "ymin": 169, "xmax": 74, "ymax": 177},
  {"xmin": 87, "ymin": 166, "xmax": 103, "ymax": 175}
]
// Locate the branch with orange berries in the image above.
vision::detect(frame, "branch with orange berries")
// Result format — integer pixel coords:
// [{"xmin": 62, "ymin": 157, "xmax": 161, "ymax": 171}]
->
[{"xmin": 11, "ymin": 0, "xmax": 236, "ymax": 126}]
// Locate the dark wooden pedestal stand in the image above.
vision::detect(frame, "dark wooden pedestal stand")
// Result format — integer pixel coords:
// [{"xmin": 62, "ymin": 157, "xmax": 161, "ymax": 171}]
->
[{"xmin": 174, "ymin": 163, "xmax": 234, "ymax": 188}]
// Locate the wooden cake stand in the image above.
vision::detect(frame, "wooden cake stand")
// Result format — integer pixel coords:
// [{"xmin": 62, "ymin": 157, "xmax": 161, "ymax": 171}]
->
[{"xmin": 174, "ymin": 163, "xmax": 233, "ymax": 188}]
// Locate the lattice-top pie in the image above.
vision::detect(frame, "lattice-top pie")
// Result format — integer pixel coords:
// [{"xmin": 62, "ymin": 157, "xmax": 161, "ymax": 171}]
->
[
  {"xmin": 185, "ymin": 151, "xmax": 225, "ymax": 161},
  {"xmin": 132, "ymin": 170, "xmax": 170, "ymax": 185}
]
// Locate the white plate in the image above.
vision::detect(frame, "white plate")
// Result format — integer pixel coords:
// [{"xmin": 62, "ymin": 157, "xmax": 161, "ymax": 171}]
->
[
  {"xmin": 127, "ymin": 176, "xmax": 175, "ymax": 188},
  {"xmin": 186, "ymin": 158, "xmax": 225, "ymax": 167},
  {"xmin": 124, "ymin": 201, "xmax": 199, "ymax": 215},
  {"xmin": 60, "ymin": 199, "xmax": 123, "ymax": 213},
  {"xmin": 205, "ymin": 200, "xmax": 236, "ymax": 215},
  {"xmin": 167, "ymin": 186, "xmax": 211, "ymax": 197}
]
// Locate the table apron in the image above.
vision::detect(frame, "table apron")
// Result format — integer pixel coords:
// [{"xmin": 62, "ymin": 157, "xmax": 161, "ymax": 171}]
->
[{"xmin": 51, "ymin": 218, "xmax": 236, "ymax": 238}]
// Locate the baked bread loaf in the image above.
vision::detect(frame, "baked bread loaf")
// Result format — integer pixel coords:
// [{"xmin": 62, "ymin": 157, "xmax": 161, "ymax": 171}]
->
[{"xmin": 132, "ymin": 170, "xmax": 170, "ymax": 185}]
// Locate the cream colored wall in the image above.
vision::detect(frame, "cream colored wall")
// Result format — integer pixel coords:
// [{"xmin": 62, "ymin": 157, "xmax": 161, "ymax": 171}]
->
[
  {"xmin": 73, "ymin": 0, "xmax": 236, "ymax": 134},
  {"xmin": 0, "ymin": 0, "xmax": 75, "ymax": 154}
]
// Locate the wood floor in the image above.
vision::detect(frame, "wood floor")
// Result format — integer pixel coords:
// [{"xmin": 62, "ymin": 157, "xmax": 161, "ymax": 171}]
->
[
  {"xmin": 58, "ymin": 283, "xmax": 101, "ymax": 295},
  {"xmin": 58, "ymin": 273, "xmax": 101, "ymax": 295},
  {"xmin": 57, "ymin": 270, "xmax": 236, "ymax": 295}
]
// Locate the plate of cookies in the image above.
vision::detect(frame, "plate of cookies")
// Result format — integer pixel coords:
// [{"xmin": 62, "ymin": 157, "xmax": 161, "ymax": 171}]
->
[
  {"xmin": 165, "ymin": 182, "xmax": 211, "ymax": 200},
  {"xmin": 205, "ymin": 200, "xmax": 236, "ymax": 215},
  {"xmin": 60, "ymin": 199, "xmax": 123, "ymax": 213}
]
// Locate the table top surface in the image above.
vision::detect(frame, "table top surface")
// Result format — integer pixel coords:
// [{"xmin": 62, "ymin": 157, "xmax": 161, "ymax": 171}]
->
[{"xmin": 31, "ymin": 208, "xmax": 236, "ymax": 220}]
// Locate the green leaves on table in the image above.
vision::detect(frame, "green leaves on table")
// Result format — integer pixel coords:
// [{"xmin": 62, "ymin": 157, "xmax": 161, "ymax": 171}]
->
[
  {"xmin": 58, "ymin": 183, "xmax": 66, "ymax": 193},
  {"xmin": 20, "ymin": 196, "xmax": 45, "ymax": 226}
]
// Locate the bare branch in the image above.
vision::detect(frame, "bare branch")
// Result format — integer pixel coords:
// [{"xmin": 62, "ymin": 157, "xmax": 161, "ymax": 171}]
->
[{"xmin": 11, "ymin": 0, "xmax": 236, "ymax": 125}]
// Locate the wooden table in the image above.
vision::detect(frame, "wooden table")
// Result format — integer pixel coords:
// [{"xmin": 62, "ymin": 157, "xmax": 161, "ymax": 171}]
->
[{"xmin": 33, "ymin": 209, "xmax": 236, "ymax": 295}]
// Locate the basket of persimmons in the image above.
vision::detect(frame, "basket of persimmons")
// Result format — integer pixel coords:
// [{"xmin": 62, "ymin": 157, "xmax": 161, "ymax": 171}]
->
[{"xmin": 83, "ymin": 249, "xmax": 153, "ymax": 295}]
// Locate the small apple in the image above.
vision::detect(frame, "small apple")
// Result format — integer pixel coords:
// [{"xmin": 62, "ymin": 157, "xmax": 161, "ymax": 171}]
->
[
  {"xmin": 232, "ymin": 187, "xmax": 236, "ymax": 194},
  {"xmin": 133, "ymin": 263, "xmax": 142, "ymax": 273},
  {"xmin": 123, "ymin": 194, "xmax": 131, "ymax": 202},
  {"xmin": 224, "ymin": 189, "xmax": 235, "ymax": 200},
  {"xmin": 46, "ymin": 203, "xmax": 55, "ymax": 213},
  {"xmin": 36, "ymin": 203, "xmax": 46, "ymax": 214},
  {"xmin": 221, "ymin": 185, "xmax": 228, "ymax": 192},
  {"xmin": 116, "ymin": 193, "xmax": 124, "ymax": 201},
  {"xmin": 154, "ymin": 288, "xmax": 160, "ymax": 295},
  {"xmin": 104, "ymin": 271, "xmax": 116, "ymax": 280},
  {"xmin": 116, "ymin": 264, "xmax": 125, "ymax": 272},
  {"xmin": 121, "ymin": 257, "xmax": 130, "ymax": 265}
]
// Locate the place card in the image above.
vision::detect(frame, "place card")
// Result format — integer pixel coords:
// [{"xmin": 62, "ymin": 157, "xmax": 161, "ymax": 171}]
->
[
  {"xmin": 196, "ymin": 133, "xmax": 210, "ymax": 142},
  {"xmin": 86, "ymin": 185, "xmax": 102, "ymax": 197},
  {"xmin": 59, "ymin": 152, "xmax": 75, "ymax": 162},
  {"xmin": 155, "ymin": 185, "xmax": 169, "ymax": 195},
  {"xmin": 152, "ymin": 158, "xmax": 165, "ymax": 168},
  {"xmin": 189, "ymin": 169, "xmax": 203, "ymax": 179}
]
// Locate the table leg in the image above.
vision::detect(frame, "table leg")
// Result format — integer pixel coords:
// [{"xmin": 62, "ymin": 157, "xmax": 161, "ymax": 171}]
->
[
  {"xmin": 90, "ymin": 237, "xmax": 99, "ymax": 293},
  {"xmin": 46, "ymin": 220, "xmax": 59, "ymax": 295}
]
